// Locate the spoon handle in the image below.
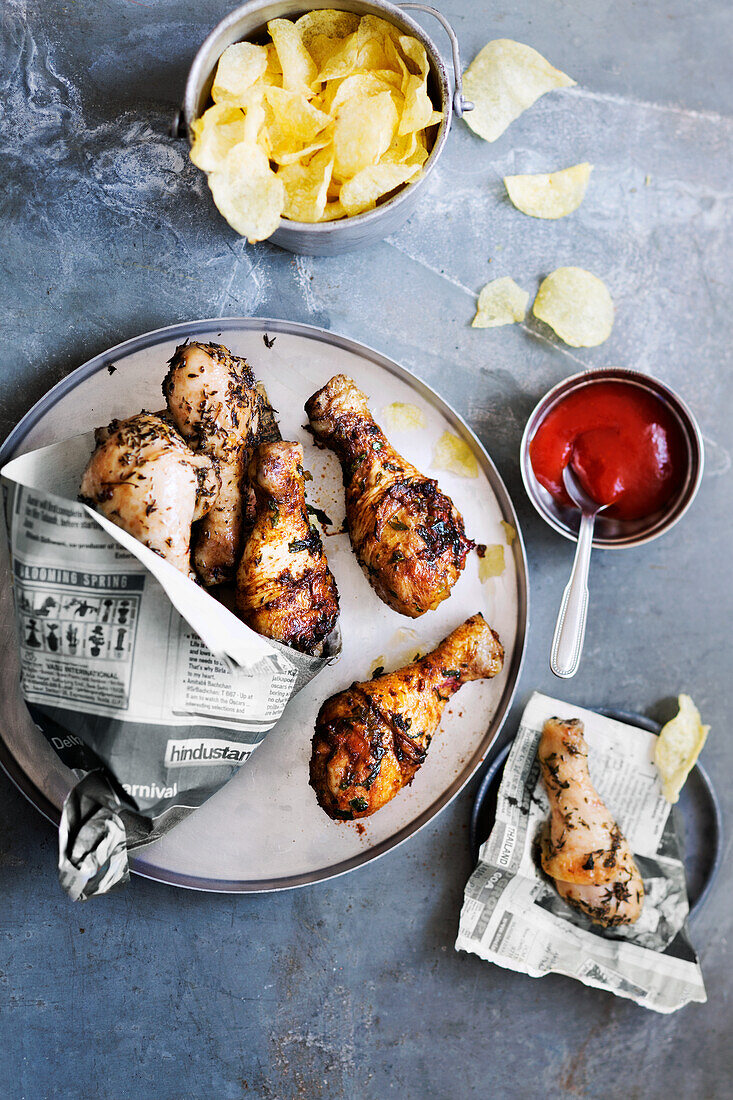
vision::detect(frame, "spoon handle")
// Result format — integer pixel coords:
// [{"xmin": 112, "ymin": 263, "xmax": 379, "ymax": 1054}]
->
[{"xmin": 550, "ymin": 511, "xmax": 596, "ymax": 678}]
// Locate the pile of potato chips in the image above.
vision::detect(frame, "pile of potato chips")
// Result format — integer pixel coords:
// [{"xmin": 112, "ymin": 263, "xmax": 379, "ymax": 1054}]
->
[{"xmin": 190, "ymin": 11, "xmax": 443, "ymax": 241}]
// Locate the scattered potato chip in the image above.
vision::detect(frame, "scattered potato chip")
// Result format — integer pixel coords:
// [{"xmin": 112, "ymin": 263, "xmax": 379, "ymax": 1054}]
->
[
  {"xmin": 211, "ymin": 42, "xmax": 269, "ymax": 104},
  {"xmin": 340, "ymin": 161, "xmax": 418, "ymax": 215},
  {"xmin": 267, "ymin": 18, "xmax": 317, "ymax": 96},
  {"xmin": 208, "ymin": 142, "xmax": 284, "ymax": 243},
  {"xmin": 478, "ymin": 545, "xmax": 505, "ymax": 581},
  {"xmin": 532, "ymin": 267, "xmax": 614, "ymax": 347},
  {"xmin": 381, "ymin": 402, "xmax": 427, "ymax": 431},
  {"xmin": 432, "ymin": 432, "xmax": 479, "ymax": 478},
  {"xmin": 500, "ymin": 520, "xmax": 517, "ymax": 544},
  {"xmin": 278, "ymin": 148, "xmax": 333, "ymax": 222},
  {"xmin": 655, "ymin": 694, "xmax": 709, "ymax": 803},
  {"xmin": 472, "ymin": 277, "xmax": 529, "ymax": 328},
  {"xmin": 190, "ymin": 104, "xmax": 247, "ymax": 173},
  {"xmin": 462, "ymin": 39, "xmax": 575, "ymax": 143},
  {"xmin": 504, "ymin": 163, "xmax": 592, "ymax": 219},
  {"xmin": 193, "ymin": 13, "xmax": 438, "ymax": 236}
]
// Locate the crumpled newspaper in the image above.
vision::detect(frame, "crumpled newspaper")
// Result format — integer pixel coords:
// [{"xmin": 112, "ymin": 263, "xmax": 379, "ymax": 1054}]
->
[{"xmin": 456, "ymin": 692, "xmax": 707, "ymax": 1013}]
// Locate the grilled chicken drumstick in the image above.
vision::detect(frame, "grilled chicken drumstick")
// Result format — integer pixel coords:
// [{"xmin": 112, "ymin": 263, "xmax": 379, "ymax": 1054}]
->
[
  {"xmin": 164, "ymin": 341, "xmax": 260, "ymax": 586},
  {"xmin": 80, "ymin": 412, "xmax": 219, "ymax": 579},
  {"xmin": 310, "ymin": 613, "xmax": 503, "ymax": 819},
  {"xmin": 305, "ymin": 375, "xmax": 473, "ymax": 617},
  {"xmin": 236, "ymin": 442, "xmax": 339, "ymax": 654},
  {"xmin": 539, "ymin": 717, "xmax": 644, "ymax": 927}
]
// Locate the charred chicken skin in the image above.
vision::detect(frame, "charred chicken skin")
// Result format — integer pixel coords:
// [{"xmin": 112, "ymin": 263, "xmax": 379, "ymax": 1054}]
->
[
  {"xmin": 80, "ymin": 412, "xmax": 219, "ymax": 579},
  {"xmin": 163, "ymin": 341, "xmax": 260, "ymax": 586},
  {"xmin": 236, "ymin": 441, "xmax": 339, "ymax": 654},
  {"xmin": 539, "ymin": 717, "xmax": 644, "ymax": 927},
  {"xmin": 310, "ymin": 613, "xmax": 503, "ymax": 819},
  {"xmin": 305, "ymin": 375, "xmax": 473, "ymax": 618}
]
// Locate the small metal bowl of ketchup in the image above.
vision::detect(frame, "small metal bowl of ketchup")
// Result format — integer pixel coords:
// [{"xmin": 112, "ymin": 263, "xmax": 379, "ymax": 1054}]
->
[{"xmin": 520, "ymin": 368, "xmax": 704, "ymax": 548}]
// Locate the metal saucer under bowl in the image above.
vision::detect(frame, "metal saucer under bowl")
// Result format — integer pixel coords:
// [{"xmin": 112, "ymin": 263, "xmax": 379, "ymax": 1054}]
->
[
  {"xmin": 520, "ymin": 368, "xmax": 705, "ymax": 549},
  {"xmin": 469, "ymin": 708, "xmax": 723, "ymax": 919}
]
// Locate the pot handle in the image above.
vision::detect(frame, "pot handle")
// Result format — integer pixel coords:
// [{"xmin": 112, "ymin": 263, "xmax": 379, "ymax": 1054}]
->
[{"xmin": 399, "ymin": 3, "xmax": 474, "ymax": 118}]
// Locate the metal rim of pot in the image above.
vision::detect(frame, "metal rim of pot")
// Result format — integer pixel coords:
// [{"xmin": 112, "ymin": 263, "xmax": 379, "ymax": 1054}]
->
[{"xmin": 171, "ymin": 0, "xmax": 473, "ymax": 241}]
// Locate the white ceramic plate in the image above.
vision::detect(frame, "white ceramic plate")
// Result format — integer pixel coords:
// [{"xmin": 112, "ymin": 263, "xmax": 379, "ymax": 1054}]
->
[{"xmin": 0, "ymin": 318, "xmax": 528, "ymax": 892}]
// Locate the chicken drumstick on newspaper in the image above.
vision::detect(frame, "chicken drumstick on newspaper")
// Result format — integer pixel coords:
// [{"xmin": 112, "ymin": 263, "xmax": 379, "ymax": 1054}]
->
[
  {"xmin": 539, "ymin": 717, "xmax": 644, "ymax": 927},
  {"xmin": 80, "ymin": 412, "xmax": 219, "ymax": 579},
  {"xmin": 164, "ymin": 341, "xmax": 260, "ymax": 586}
]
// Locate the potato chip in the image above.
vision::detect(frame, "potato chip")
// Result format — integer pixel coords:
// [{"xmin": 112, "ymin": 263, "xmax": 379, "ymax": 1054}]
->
[
  {"xmin": 462, "ymin": 39, "xmax": 575, "ymax": 143},
  {"xmin": 211, "ymin": 42, "xmax": 269, "ymax": 105},
  {"xmin": 532, "ymin": 267, "xmax": 614, "ymax": 347},
  {"xmin": 399, "ymin": 75, "xmax": 439, "ymax": 135},
  {"xmin": 276, "ymin": 138, "xmax": 331, "ymax": 167},
  {"xmin": 330, "ymin": 72, "xmax": 401, "ymax": 113},
  {"xmin": 381, "ymin": 402, "xmax": 427, "ymax": 431},
  {"xmin": 333, "ymin": 91, "xmax": 398, "ymax": 180},
  {"xmin": 340, "ymin": 162, "xmax": 418, "ymax": 215},
  {"xmin": 208, "ymin": 142, "xmax": 284, "ymax": 242},
  {"xmin": 500, "ymin": 520, "xmax": 517, "ymax": 545},
  {"xmin": 397, "ymin": 34, "xmax": 428, "ymax": 79},
  {"xmin": 356, "ymin": 37, "xmax": 393, "ymax": 73},
  {"xmin": 393, "ymin": 35, "xmax": 442, "ymax": 135},
  {"xmin": 262, "ymin": 86, "xmax": 330, "ymax": 162},
  {"xmin": 190, "ymin": 104, "xmax": 247, "ymax": 173},
  {"xmin": 267, "ymin": 18, "xmax": 317, "ymax": 96},
  {"xmin": 383, "ymin": 131, "xmax": 429, "ymax": 168},
  {"xmin": 478, "ymin": 544, "xmax": 505, "ymax": 581},
  {"xmin": 431, "ymin": 432, "xmax": 479, "ymax": 478},
  {"xmin": 239, "ymin": 88, "xmax": 267, "ymax": 145},
  {"xmin": 472, "ymin": 277, "xmax": 529, "ymax": 328},
  {"xmin": 654, "ymin": 694, "xmax": 710, "ymax": 803},
  {"xmin": 295, "ymin": 9, "xmax": 360, "ymax": 68},
  {"xmin": 279, "ymin": 148, "xmax": 333, "ymax": 222},
  {"xmin": 258, "ymin": 43, "xmax": 283, "ymax": 87},
  {"xmin": 318, "ymin": 15, "xmax": 399, "ymax": 81},
  {"xmin": 319, "ymin": 200, "xmax": 347, "ymax": 222},
  {"xmin": 505, "ymin": 163, "xmax": 592, "ymax": 219}
]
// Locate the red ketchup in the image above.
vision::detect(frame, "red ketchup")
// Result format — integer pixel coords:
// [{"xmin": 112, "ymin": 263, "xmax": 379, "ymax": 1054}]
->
[{"xmin": 529, "ymin": 381, "xmax": 687, "ymax": 521}]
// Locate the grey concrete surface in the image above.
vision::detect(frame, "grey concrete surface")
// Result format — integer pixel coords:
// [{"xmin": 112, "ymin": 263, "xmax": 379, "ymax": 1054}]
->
[{"xmin": 1, "ymin": 0, "xmax": 732, "ymax": 1096}]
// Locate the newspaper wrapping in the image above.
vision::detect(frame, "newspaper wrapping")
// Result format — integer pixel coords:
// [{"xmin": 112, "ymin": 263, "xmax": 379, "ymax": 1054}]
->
[
  {"xmin": 456, "ymin": 692, "xmax": 707, "ymax": 1013},
  {"xmin": 1, "ymin": 432, "xmax": 341, "ymax": 900}
]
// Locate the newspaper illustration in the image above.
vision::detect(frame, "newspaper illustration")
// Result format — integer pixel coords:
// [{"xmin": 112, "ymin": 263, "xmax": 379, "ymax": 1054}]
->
[
  {"xmin": 456, "ymin": 692, "xmax": 707, "ymax": 1013},
  {"xmin": 1, "ymin": 432, "xmax": 340, "ymax": 900}
]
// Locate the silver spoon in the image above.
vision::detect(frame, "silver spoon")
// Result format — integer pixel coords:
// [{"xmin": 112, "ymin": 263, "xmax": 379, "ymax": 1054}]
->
[{"xmin": 550, "ymin": 465, "xmax": 609, "ymax": 678}]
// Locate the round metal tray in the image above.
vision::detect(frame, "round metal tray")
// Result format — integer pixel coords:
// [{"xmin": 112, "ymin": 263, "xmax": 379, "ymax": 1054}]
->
[
  {"xmin": 470, "ymin": 709, "xmax": 722, "ymax": 918},
  {"xmin": 0, "ymin": 317, "xmax": 529, "ymax": 892}
]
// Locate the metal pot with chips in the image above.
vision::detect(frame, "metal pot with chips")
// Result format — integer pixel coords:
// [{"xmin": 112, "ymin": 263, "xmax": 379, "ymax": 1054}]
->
[{"xmin": 172, "ymin": 1, "xmax": 473, "ymax": 255}]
